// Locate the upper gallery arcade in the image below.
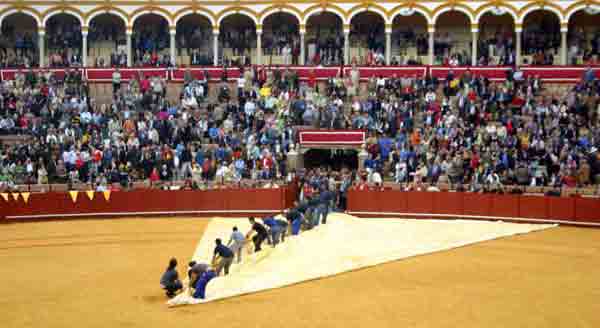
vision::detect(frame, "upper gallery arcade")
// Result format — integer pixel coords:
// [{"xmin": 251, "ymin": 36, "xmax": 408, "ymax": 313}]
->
[{"xmin": 1, "ymin": 0, "xmax": 600, "ymax": 67}]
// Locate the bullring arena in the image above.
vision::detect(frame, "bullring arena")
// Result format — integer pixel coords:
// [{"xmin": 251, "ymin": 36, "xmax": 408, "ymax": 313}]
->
[
  {"xmin": 2, "ymin": 188, "xmax": 600, "ymax": 327},
  {"xmin": 1, "ymin": 0, "xmax": 600, "ymax": 327}
]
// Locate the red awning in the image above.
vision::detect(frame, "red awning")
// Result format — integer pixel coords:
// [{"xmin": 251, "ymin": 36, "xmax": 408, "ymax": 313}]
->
[{"xmin": 299, "ymin": 130, "xmax": 365, "ymax": 148}]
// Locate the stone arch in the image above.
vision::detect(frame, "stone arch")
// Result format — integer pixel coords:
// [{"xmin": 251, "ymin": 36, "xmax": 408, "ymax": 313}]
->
[
  {"xmin": 216, "ymin": 7, "xmax": 259, "ymax": 27},
  {"xmin": 389, "ymin": 5, "xmax": 433, "ymax": 26},
  {"xmin": 0, "ymin": 7, "xmax": 42, "ymax": 28},
  {"xmin": 259, "ymin": 5, "xmax": 302, "ymax": 26},
  {"xmin": 565, "ymin": 1, "xmax": 600, "ymax": 22},
  {"xmin": 518, "ymin": 3, "xmax": 565, "ymax": 24},
  {"xmin": 432, "ymin": 4, "xmax": 474, "ymax": 25},
  {"xmin": 475, "ymin": 2, "xmax": 519, "ymax": 23},
  {"xmin": 302, "ymin": 5, "xmax": 348, "ymax": 25},
  {"xmin": 347, "ymin": 4, "xmax": 390, "ymax": 25},
  {"xmin": 42, "ymin": 6, "xmax": 85, "ymax": 27},
  {"xmin": 130, "ymin": 7, "xmax": 173, "ymax": 27},
  {"xmin": 85, "ymin": 7, "xmax": 129, "ymax": 27},
  {"xmin": 173, "ymin": 7, "xmax": 217, "ymax": 27}
]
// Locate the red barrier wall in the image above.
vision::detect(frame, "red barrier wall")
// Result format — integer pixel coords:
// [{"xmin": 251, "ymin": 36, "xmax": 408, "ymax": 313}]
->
[
  {"xmin": 0, "ymin": 187, "xmax": 297, "ymax": 221},
  {"xmin": 86, "ymin": 68, "xmax": 169, "ymax": 82},
  {"xmin": 347, "ymin": 190, "xmax": 600, "ymax": 227},
  {"xmin": 2, "ymin": 66, "xmax": 597, "ymax": 83},
  {"xmin": 520, "ymin": 66, "xmax": 598, "ymax": 82},
  {"xmin": 342, "ymin": 66, "xmax": 427, "ymax": 80},
  {"xmin": 171, "ymin": 67, "xmax": 241, "ymax": 82},
  {"xmin": 429, "ymin": 66, "xmax": 511, "ymax": 81}
]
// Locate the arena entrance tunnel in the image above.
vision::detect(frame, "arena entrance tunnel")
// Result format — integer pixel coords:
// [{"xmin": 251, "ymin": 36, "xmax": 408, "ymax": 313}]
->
[
  {"xmin": 289, "ymin": 129, "xmax": 367, "ymax": 172},
  {"xmin": 303, "ymin": 148, "xmax": 358, "ymax": 171}
]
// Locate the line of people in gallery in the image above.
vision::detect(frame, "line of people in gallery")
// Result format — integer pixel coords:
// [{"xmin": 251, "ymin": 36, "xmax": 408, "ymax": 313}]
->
[{"xmin": 2, "ymin": 10, "xmax": 600, "ymax": 68}]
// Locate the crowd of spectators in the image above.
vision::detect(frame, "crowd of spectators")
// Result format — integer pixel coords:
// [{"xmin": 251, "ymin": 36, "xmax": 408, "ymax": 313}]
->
[
  {"xmin": 0, "ymin": 24, "xmax": 38, "ymax": 68},
  {"xmin": 131, "ymin": 23, "xmax": 171, "ymax": 67},
  {"xmin": 567, "ymin": 27, "xmax": 600, "ymax": 65},
  {"xmin": 3, "ymin": 17, "xmax": 600, "ymax": 69},
  {"xmin": 353, "ymin": 67, "xmax": 600, "ymax": 192},
  {"xmin": 88, "ymin": 19, "xmax": 128, "ymax": 68},
  {"xmin": 1, "ymin": 58, "xmax": 600, "ymax": 198},
  {"xmin": 88, "ymin": 20, "xmax": 123, "ymax": 50},
  {"xmin": 478, "ymin": 29, "xmax": 517, "ymax": 66},
  {"xmin": 349, "ymin": 25, "xmax": 386, "ymax": 66},
  {"xmin": 45, "ymin": 21, "xmax": 83, "ymax": 67},
  {"xmin": 221, "ymin": 28, "xmax": 256, "ymax": 57},
  {"xmin": 434, "ymin": 32, "xmax": 471, "ymax": 66},
  {"xmin": 270, "ymin": 65, "xmax": 600, "ymax": 192},
  {"xmin": 263, "ymin": 29, "xmax": 299, "ymax": 65},
  {"xmin": 178, "ymin": 25, "xmax": 213, "ymax": 66},
  {"xmin": 0, "ymin": 65, "xmax": 298, "ymax": 193},
  {"xmin": 308, "ymin": 28, "xmax": 344, "ymax": 65},
  {"xmin": 523, "ymin": 24, "xmax": 560, "ymax": 65},
  {"xmin": 394, "ymin": 30, "xmax": 429, "ymax": 56},
  {"xmin": 350, "ymin": 24, "xmax": 384, "ymax": 53}
]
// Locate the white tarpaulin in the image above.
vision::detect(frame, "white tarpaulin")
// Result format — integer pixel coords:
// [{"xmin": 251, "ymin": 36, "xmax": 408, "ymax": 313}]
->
[{"xmin": 168, "ymin": 214, "xmax": 555, "ymax": 306}]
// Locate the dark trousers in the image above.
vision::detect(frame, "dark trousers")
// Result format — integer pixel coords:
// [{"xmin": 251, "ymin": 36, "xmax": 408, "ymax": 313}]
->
[
  {"xmin": 318, "ymin": 204, "xmax": 329, "ymax": 224},
  {"xmin": 162, "ymin": 280, "xmax": 182, "ymax": 297},
  {"xmin": 253, "ymin": 233, "xmax": 267, "ymax": 252},
  {"xmin": 339, "ymin": 194, "xmax": 347, "ymax": 210},
  {"xmin": 215, "ymin": 256, "xmax": 233, "ymax": 276},
  {"xmin": 270, "ymin": 225, "xmax": 287, "ymax": 246}
]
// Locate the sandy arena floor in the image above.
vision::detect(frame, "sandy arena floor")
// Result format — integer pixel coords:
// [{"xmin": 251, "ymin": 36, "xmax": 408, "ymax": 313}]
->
[{"xmin": 0, "ymin": 217, "xmax": 599, "ymax": 328}]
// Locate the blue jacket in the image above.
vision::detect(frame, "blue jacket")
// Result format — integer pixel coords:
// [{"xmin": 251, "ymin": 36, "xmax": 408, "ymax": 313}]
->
[
  {"xmin": 193, "ymin": 270, "xmax": 217, "ymax": 299},
  {"xmin": 262, "ymin": 217, "xmax": 277, "ymax": 228}
]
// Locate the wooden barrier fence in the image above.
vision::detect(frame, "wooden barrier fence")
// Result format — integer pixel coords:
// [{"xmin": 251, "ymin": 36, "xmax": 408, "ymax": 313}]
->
[
  {"xmin": 347, "ymin": 190, "xmax": 600, "ymax": 227},
  {"xmin": 0, "ymin": 186, "xmax": 297, "ymax": 221}
]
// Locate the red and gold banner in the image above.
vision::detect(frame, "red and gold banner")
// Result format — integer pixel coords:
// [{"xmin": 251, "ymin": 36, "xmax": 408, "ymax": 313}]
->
[
  {"xmin": 68, "ymin": 191, "xmax": 79, "ymax": 203},
  {"xmin": 21, "ymin": 192, "xmax": 30, "ymax": 204},
  {"xmin": 103, "ymin": 190, "xmax": 111, "ymax": 202},
  {"xmin": 2, "ymin": 187, "xmax": 297, "ymax": 220}
]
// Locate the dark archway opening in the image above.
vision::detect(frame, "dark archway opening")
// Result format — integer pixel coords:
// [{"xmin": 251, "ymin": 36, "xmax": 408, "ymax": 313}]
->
[{"xmin": 304, "ymin": 149, "xmax": 358, "ymax": 171}]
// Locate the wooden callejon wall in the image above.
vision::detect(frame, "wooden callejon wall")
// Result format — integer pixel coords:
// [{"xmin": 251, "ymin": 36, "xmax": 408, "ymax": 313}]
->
[
  {"xmin": 0, "ymin": 187, "xmax": 297, "ymax": 221},
  {"xmin": 347, "ymin": 190, "xmax": 600, "ymax": 227},
  {"xmin": 3, "ymin": 185, "xmax": 600, "ymax": 226}
]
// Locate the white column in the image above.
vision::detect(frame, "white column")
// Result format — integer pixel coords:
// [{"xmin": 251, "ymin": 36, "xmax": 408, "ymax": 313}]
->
[
  {"xmin": 170, "ymin": 28, "xmax": 176, "ymax": 66},
  {"xmin": 428, "ymin": 28, "xmax": 435, "ymax": 66},
  {"xmin": 515, "ymin": 29, "xmax": 522, "ymax": 66},
  {"xmin": 213, "ymin": 31, "xmax": 219, "ymax": 66},
  {"xmin": 256, "ymin": 30, "xmax": 262, "ymax": 65},
  {"xmin": 300, "ymin": 31, "xmax": 306, "ymax": 65},
  {"xmin": 126, "ymin": 31, "xmax": 132, "ymax": 67},
  {"xmin": 343, "ymin": 29, "xmax": 350, "ymax": 64},
  {"xmin": 385, "ymin": 29, "xmax": 392, "ymax": 65},
  {"xmin": 38, "ymin": 30, "xmax": 45, "ymax": 67},
  {"xmin": 471, "ymin": 30, "xmax": 478, "ymax": 66},
  {"xmin": 560, "ymin": 29, "xmax": 567, "ymax": 65},
  {"xmin": 82, "ymin": 31, "xmax": 88, "ymax": 67}
]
